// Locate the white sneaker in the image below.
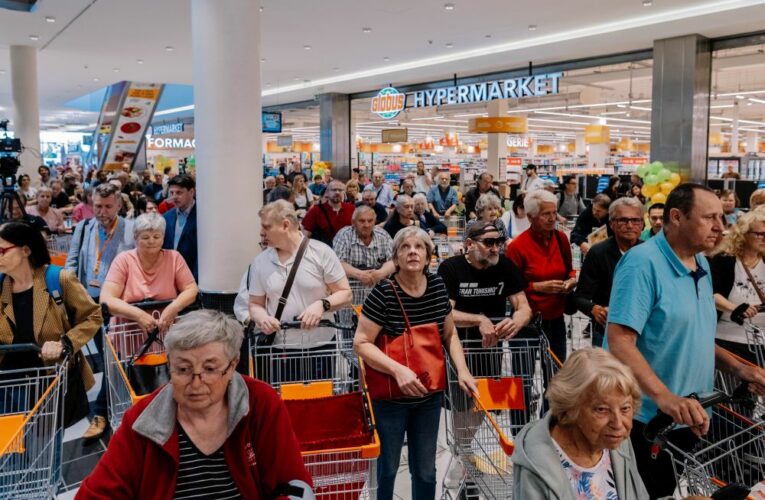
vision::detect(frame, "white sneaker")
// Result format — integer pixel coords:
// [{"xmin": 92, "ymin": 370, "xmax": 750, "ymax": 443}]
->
[{"xmin": 443, "ymin": 459, "xmax": 465, "ymax": 489}]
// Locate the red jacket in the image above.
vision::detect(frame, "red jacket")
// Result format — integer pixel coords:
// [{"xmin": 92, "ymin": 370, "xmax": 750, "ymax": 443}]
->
[{"xmin": 76, "ymin": 374, "xmax": 311, "ymax": 500}]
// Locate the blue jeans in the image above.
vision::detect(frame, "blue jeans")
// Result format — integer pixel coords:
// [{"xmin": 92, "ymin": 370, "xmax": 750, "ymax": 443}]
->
[
  {"xmin": 91, "ymin": 327, "xmax": 107, "ymax": 418},
  {"xmin": 592, "ymin": 322, "xmax": 605, "ymax": 348},
  {"xmin": 372, "ymin": 393, "xmax": 442, "ymax": 500}
]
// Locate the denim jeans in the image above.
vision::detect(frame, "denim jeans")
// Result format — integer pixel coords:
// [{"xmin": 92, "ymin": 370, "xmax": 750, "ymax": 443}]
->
[
  {"xmin": 372, "ymin": 393, "xmax": 443, "ymax": 500},
  {"xmin": 592, "ymin": 322, "xmax": 605, "ymax": 348},
  {"xmin": 90, "ymin": 327, "xmax": 107, "ymax": 418}
]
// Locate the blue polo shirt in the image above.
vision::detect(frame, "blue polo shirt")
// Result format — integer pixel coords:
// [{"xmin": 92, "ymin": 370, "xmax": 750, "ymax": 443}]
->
[{"xmin": 604, "ymin": 230, "xmax": 716, "ymax": 423}]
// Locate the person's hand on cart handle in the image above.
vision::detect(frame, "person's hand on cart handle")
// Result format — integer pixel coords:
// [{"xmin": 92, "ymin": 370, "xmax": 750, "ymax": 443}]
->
[
  {"xmin": 255, "ymin": 316, "xmax": 281, "ymax": 335},
  {"xmin": 655, "ymin": 391, "xmax": 710, "ymax": 437},
  {"xmin": 40, "ymin": 340, "xmax": 63, "ymax": 361},
  {"xmin": 135, "ymin": 310, "xmax": 159, "ymax": 334},
  {"xmin": 356, "ymin": 270, "xmax": 376, "ymax": 288},
  {"xmin": 736, "ymin": 363, "xmax": 765, "ymax": 396},
  {"xmin": 394, "ymin": 364, "xmax": 428, "ymax": 398},
  {"xmin": 479, "ymin": 316, "xmax": 498, "ymax": 348},
  {"xmin": 495, "ymin": 317, "xmax": 520, "ymax": 339},
  {"xmin": 158, "ymin": 305, "xmax": 179, "ymax": 333},
  {"xmin": 591, "ymin": 305, "xmax": 609, "ymax": 327},
  {"xmin": 297, "ymin": 301, "xmax": 325, "ymax": 329},
  {"xmin": 730, "ymin": 302, "xmax": 758, "ymax": 325},
  {"xmin": 458, "ymin": 369, "xmax": 478, "ymax": 396}
]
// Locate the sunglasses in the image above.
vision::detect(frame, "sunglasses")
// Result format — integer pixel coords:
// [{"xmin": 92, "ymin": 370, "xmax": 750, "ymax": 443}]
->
[
  {"xmin": 0, "ymin": 245, "xmax": 18, "ymax": 256},
  {"xmin": 475, "ymin": 237, "xmax": 506, "ymax": 248}
]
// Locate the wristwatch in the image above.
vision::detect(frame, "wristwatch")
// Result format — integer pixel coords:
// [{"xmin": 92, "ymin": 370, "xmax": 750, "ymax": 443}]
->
[{"xmin": 321, "ymin": 299, "xmax": 331, "ymax": 312}]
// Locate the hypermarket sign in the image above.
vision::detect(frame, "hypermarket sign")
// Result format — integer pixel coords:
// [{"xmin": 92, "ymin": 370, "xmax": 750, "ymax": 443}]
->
[{"xmin": 371, "ymin": 72, "xmax": 563, "ymax": 119}]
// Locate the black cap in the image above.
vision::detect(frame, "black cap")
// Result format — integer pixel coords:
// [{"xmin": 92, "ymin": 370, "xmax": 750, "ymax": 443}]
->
[
  {"xmin": 524, "ymin": 163, "xmax": 537, "ymax": 170},
  {"xmin": 465, "ymin": 221, "xmax": 501, "ymax": 241}
]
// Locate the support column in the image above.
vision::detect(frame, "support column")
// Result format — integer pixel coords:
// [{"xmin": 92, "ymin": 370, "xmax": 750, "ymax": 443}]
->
[
  {"xmin": 319, "ymin": 93, "xmax": 351, "ymax": 181},
  {"xmin": 731, "ymin": 102, "xmax": 740, "ymax": 155},
  {"xmin": 486, "ymin": 100, "xmax": 508, "ymax": 182},
  {"xmin": 191, "ymin": 0, "xmax": 260, "ymax": 308},
  {"xmin": 650, "ymin": 34, "xmax": 712, "ymax": 183},
  {"xmin": 575, "ymin": 133, "xmax": 586, "ymax": 157},
  {"xmin": 588, "ymin": 144, "xmax": 610, "ymax": 170},
  {"xmin": 10, "ymin": 46, "xmax": 41, "ymax": 178},
  {"xmin": 746, "ymin": 131, "xmax": 758, "ymax": 154}
]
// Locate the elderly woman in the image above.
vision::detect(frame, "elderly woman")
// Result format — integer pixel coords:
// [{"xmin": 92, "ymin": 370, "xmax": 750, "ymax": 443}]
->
[
  {"xmin": 71, "ymin": 186, "xmax": 95, "ymax": 224},
  {"xmin": 345, "ymin": 179, "xmax": 362, "ymax": 203},
  {"xmin": 27, "ymin": 186, "xmax": 66, "ymax": 234},
  {"xmin": 466, "ymin": 193, "xmax": 508, "ymax": 239},
  {"xmin": 0, "ymin": 221, "xmax": 101, "ymax": 426},
  {"xmin": 354, "ymin": 226, "xmax": 477, "ymax": 500},
  {"xmin": 77, "ymin": 310, "xmax": 312, "ymax": 499},
  {"xmin": 383, "ymin": 194, "xmax": 417, "ymax": 238},
  {"xmin": 100, "ymin": 213, "xmax": 198, "ymax": 333},
  {"xmin": 506, "ymin": 190, "xmax": 576, "ymax": 363},
  {"xmin": 709, "ymin": 207, "xmax": 765, "ymax": 364},
  {"xmin": 426, "ymin": 172, "xmax": 459, "ymax": 217},
  {"xmin": 513, "ymin": 348, "xmax": 649, "ymax": 499},
  {"xmin": 413, "ymin": 193, "xmax": 447, "ymax": 236}
]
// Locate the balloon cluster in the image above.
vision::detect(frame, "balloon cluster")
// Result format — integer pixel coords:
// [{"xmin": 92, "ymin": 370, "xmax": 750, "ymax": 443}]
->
[
  {"xmin": 312, "ymin": 161, "xmax": 331, "ymax": 179},
  {"xmin": 636, "ymin": 161, "xmax": 681, "ymax": 205}
]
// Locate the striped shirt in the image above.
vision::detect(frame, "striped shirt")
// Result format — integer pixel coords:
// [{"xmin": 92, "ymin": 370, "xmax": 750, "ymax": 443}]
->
[
  {"xmin": 174, "ymin": 425, "xmax": 242, "ymax": 500},
  {"xmin": 362, "ymin": 274, "xmax": 452, "ymax": 337}
]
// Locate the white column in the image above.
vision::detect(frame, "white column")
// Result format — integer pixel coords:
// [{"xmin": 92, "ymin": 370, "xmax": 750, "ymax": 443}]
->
[
  {"xmin": 731, "ymin": 102, "xmax": 740, "ymax": 155},
  {"xmin": 10, "ymin": 46, "xmax": 41, "ymax": 178},
  {"xmin": 486, "ymin": 100, "xmax": 508, "ymax": 182},
  {"xmin": 575, "ymin": 133, "xmax": 586, "ymax": 156},
  {"xmin": 746, "ymin": 131, "xmax": 758, "ymax": 154},
  {"xmin": 191, "ymin": 0, "xmax": 261, "ymax": 295},
  {"xmin": 588, "ymin": 144, "xmax": 609, "ymax": 170}
]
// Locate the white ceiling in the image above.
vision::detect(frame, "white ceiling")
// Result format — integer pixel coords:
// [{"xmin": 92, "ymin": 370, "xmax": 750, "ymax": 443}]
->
[{"xmin": 0, "ymin": 0, "xmax": 764, "ymax": 132}]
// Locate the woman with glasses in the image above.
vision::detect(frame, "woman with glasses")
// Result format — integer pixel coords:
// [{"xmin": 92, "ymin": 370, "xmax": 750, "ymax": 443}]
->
[
  {"xmin": 709, "ymin": 207, "xmax": 765, "ymax": 364},
  {"xmin": 78, "ymin": 309, "xmax": 313, "ymax": 499}
]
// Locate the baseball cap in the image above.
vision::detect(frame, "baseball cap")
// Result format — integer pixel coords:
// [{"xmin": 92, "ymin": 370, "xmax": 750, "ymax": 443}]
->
[
  {"xmin": 465, "ymin": 221, "xmax": 502, "ymax": 241},
  {"xmin": 524, "ymin": 163, "xmax": 537, "ymax": 170}
]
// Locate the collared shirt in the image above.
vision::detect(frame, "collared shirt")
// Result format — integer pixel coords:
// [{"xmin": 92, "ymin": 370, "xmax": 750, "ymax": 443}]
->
[
  {"xmin": 373, "ymin": 183, "xmax": 395, "ymax": 208},
  {"xmin": 84, "ymin": 221, "xmax": 114, "ymax": 297},
  {"xmin": 605, "ymin": 230, "xmax": 716, "ymax": 423},
  {"xmin": 333, "ymin": 226, "xmax": 392, "ymax": 271},
  {"xmin": 174, "ymin": 200, "xmax": 195, "ymax": 249},
  {"xmin": 426, "ymin": 185, "xmax": 458, "ymax": 214}
]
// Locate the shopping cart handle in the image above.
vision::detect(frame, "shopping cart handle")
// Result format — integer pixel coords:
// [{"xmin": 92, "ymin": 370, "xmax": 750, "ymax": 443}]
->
[
  {"xmin": 282, "ymin": 319, "xmax": 351, "ymax": 330},
  {"xmin": 0, "ymin": 343, "xmax": 42, "ymax": 353},
  {"xmin": 643, "ymin": 391, "xmax": 729, "ymax": 441}
]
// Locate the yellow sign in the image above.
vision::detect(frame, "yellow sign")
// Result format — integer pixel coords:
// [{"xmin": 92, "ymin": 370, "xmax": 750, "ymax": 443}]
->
[
  {"xmin": 709, "ymin": 132, "xmax": 723, "ymax": 146},
  {"xmin": 127, "ymin": 88, "xmax": 161, "ymax": 100},
  {"xmin": 468, "ymin": 117, "xmax": 527, "ymax": 134},
  {"xmin": 585, "ymin": 125, "xmax": 610, "ymax": 144}
]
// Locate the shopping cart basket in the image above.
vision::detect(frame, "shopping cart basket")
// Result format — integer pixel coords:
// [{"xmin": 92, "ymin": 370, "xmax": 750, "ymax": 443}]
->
[
  {"xmin": 442, "ymin": 216, "xmax": 466, "ymax": 241},
  {"xmin": 249, "ymin": 321, "xmax": 380, "ymax": 499},
  {"xmin": 0, "ymin": 344, "xmax": 68, "ymax": 499},
  {"xmin": 715, "ymin": 346, "xmax": 765, "ymax": 419},
  {"xmin": 565, "ymin": 311, "xmax": 593, "ymax": 354},
  {"xmin": 644, "ymin": 390, "xmax": 764, "ymax": 498},
  {"xmin": 102, "ymin": 300, "xmax": 175, "ymax": 431},
  {"xmin": 443, "ymin": 323, "xmax": 559, "ymax": 499},
  {"xmin": 745, "ymin": 322, "xmax": 765, "ymax": 368},
  {"xmin": 335, "ymin": 280, "xmax": 373, "ymax": 365},
  {"xmin": 46, "ymin": 233, "xmax": 73, "ymax": 255}
]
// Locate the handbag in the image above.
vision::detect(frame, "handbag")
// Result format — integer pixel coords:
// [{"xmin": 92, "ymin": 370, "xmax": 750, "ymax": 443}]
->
[
  {"xmin": 553, "ymin": 230, "xmax": 579, "ymax": 315},
  {"xmin": 364, "ymin": 279, "xmax": 447, "ymax": 400},
  {"xmin": 127, "ymin": 327, "xmax": 169, "ymax": 396}
]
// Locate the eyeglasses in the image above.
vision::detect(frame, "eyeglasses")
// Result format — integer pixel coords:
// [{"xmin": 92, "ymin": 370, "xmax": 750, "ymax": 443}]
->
[
  {"xmin": 748, "ymin": 231, "xmax": 765, "ymax": 240},
  {"xmin": 171, "ymin": 361, "xmax": 234, "ymax": 384},
  {"xmin": 475, "ymin": 237, "xmax": 506, "ymax": 248},
  {"xmin": 612, "ymin": 218, "xmax": 644, "ymax": 227},
  {"xmin": 0, "ymin": 245, "xmax": 18, "ymax": 256}
]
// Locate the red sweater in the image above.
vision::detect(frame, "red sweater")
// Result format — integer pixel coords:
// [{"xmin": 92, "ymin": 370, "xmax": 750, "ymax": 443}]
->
[
  {"xmin": 76, "ymin": 375, "xmax": 311, "ymax": 500},
  {"xmin": 505, "ymin": 228, "xmax": 575, "ymax": 320},
  {"xmin": 302, "ymin": 202, "xmax": 355, "ymax": 241}
]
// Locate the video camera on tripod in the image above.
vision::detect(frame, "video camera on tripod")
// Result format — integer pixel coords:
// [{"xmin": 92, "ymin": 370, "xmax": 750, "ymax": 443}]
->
[{"xmin": 0, "ymin": 119, "xmax": 22, "ymax": 191}]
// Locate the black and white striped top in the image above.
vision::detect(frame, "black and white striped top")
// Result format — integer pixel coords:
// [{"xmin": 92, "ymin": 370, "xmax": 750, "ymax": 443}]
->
[
  {"xmin": 362, "ymin": 274, "xmax": 452, "ymax": 337},
  {"xmin": 174, "ymin": 425, "xmax": 242, "ymax": 500}
]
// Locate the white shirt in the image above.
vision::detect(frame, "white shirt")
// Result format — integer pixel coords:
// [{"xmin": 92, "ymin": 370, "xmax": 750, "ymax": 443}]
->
[
  {"xmin": 374, "ymin": 183, "xmax": 395, "ymax": 207},
  {"xmin": 414, "ymin": 173, "xmax": 432, "ymax": 194},
  {"xmin": 523, "ymin": 175, "xmax": 546, "ymax": 193},
  {"xmin": 717, "ymin": 259, "xmax": 765, "ymax": 343},
  {"xmin": 502, "ymin": 211, "xmax": 530, "ymax": 238},
  {"xmin": 249, "ymin": 238, "xmax": 346, "ymax": 346}
]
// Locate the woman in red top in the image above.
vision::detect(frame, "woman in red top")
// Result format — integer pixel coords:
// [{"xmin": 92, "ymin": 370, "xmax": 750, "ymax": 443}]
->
[
  {"xmin": 506, "ymin": 189, "xmax": 576, "ymax": 363},
  {"xmin": 77, "ymin": 310, "xmax": 312, "ymax": 500}
]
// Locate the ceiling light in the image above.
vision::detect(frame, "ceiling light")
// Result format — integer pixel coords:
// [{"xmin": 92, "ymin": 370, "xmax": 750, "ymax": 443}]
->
[
  {"xmin": 362, "ymin": 27, "xmax": 372, "ymax": 34},
  {"xmin": 303, "ymin": 45, "xmax": 312, "ymax": 50},
  {"xmin": 165, "ymin": 46, "xmax": 174, "ymax": 52},
  {"xmin": 112, "ymin": 68, "xmax": 120, "ymax": 72},
  {"xmin": 446, "ymin": 43, "xmax": 454, "ymax": 48},
  {"xmin": 260, "ymin": 58, "xmax": 265, "ymax": 62},
  {"xmin": 383, "ymin": 57, "xmax": 390, "ymax": 62},
  {"xmin": 259, "ymin": 6, "xmax": 264, "ymax": 12},
  {"xmin": 528, "ymin": 25, "xmax": 537, "ymax": 31},
  {"xmin": 444, "ymin": 3, "xmax": 455, "ymax": 10},
  {"xmin": 750, "ymin": 98, "xmax": 765, "ymax": 104},
  {"xmin": 29, "ymin": 35, "xmax": 39, "ymax": 41},
  {"xmin": 93, "ymin": 78, "xmax": 100, "ymax": 82},
  {"xmin": 642, "ymin": 0, "xmax": 652, "ymax": 6},
  {"xmin": 294, "ymin": 77, "xmax": 301, "ymax": 81},
  {"xmin": 485, "ymin": 34, "xmax": 492, "ymax": 38},
  {"xmin": 735, "ymin": 95, "xmax": 745, "ymax": 99},
  {"xmin": 747, "ymin": 101, "xmax": 753, "ymax": 106},
  {"xmin": 136, "ymin": 59, "xmax": 144, "ymax": 64},
  {"xmin": 45, "ymin": 16, "xmax": 55, "ymax": 23}
]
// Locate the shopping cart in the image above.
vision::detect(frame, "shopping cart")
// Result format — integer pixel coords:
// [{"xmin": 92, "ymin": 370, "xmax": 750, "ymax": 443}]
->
[
  {"xmin": 715, "ymin": 343, "xmax": 765, "ymax": 418},
  {"xmin": 0, "ymin": 344, "xmax": 68, "ymax": 499},
  {"xmin": 443, "ymin": 320, "xmax": 559, "ymax": 499},
  {"xmin": 249, "ymin": 321, "xmax": 380, "ymax": 499},
  {"xmin": 102, "ymin": 300, "xmax": 175, "ymax": 431},
  {"xmin": 565, "ymin": 311, "xmax": 593, "ymax": 354},
  {"xmin": 745, "ymin": 323, "xmax": 765, "ymax": 368},
  {"xmin": 46, "ymin": 233, "xmax": 73, "ymax": 255},
  {"xmin": 335, "ymin": 280, "xmax": 373, "ymax": 365},
  {"xmin": 644, "ymin": 390, "xmax": 764, "ymax": 498},
  {"xmin": 442, "ymin": 216, "xmax": 466, "ymax": 241}
]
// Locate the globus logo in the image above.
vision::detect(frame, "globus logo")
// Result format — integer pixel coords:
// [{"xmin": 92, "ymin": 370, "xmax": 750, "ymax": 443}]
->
[{"xmin": 371, "ymin": 87, "xmax": 405, "ymax": 119}]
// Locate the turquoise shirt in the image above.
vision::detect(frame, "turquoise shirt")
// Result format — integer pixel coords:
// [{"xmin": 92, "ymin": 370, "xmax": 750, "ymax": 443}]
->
[{"xmin": 604, "ymin": 230, "xmax": 716, "ymax": 423}]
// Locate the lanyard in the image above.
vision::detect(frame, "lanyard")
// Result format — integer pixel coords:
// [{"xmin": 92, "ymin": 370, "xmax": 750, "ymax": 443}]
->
[{"xmin": 93, "ymin": 218, "xmax": 119, "ymax": 276}]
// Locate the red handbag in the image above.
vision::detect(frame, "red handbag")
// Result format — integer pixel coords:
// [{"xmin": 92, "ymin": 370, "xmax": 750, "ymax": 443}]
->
[{"xmin": 365, "ymin": 279, "xmax": 447, "ymax": 400}]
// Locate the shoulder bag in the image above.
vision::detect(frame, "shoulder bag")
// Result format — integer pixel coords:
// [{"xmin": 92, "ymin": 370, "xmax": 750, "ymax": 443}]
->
[
  {"xmin": 553, "ymin": 230, "xmax": 579, "ymax": 315},
  {"xmin": 364, "ymin": 279, "xmax": 447, "ymax": 400},
  {"xmin": 127, "ymin": 326, "xmax": 169, "ymax": 397},
  {"xmin": 741, "ymin": 261, "xmax": 765, "ymax": 305}
]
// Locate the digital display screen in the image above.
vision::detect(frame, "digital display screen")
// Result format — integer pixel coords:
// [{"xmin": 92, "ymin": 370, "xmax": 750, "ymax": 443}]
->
[{"xmin": 262, "ymin": 112, "xmax": 282, "ymax": 133}]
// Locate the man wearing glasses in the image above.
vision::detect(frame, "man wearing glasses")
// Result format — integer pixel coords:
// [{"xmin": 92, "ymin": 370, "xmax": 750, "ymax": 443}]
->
[
  {"xmin": 572, "ymin": 197, "xmax": 644, "ymax": 347},
  {"xmin": 557, "ymin": 175, "xmax": 586, "ymax": 220}
]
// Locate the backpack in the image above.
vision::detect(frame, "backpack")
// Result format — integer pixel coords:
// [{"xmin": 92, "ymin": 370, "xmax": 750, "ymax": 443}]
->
[
  {"xmin": 0, "ymin": 264, "xmax": 68, "ymax": 320},
  {"xmin": 558, "ymin": 191, "xmax": 582, "ymax": 209}
]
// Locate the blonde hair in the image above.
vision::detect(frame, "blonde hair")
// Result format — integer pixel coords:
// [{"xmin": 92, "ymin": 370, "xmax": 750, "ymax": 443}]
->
[
  {"xmin": 546, "ymin": 348, "xmax": 641, "ymax": 426},
  {"xmin": 751, "ymin": 189, "xmax": 765, "ymax": 209},
  {"xmin": 716, "ymin": 207, "xmax": 765, "ymax": 258}
]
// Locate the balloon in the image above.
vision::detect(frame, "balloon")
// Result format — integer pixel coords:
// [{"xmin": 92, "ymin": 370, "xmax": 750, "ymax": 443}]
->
[
  {"xmin": 656, "ymin": 169, "xmax": 671, "ymax": 183},
  {"xmin": 644, "ymin": 174, "xmax": 659, "ymax": 186},
  {"xmin": 651, "ymin": 192, "xmax": 667, "ymax": 204},
  {"xmin": 649, "ymin": 162, "xmax": 664, "ymax": 175},
  {"xmin": 668, "ymin": 172, "xmax": 681, "ymax": 186},
  {"xmin": 642, "ymin": 184, "xmax": 658, "ymax": 198},
  {"xmin": 660, "ymin": 182, "xmax": 674, "ymax": 195},
  {"xmin": 636, "ymin": 164, "xmax": 650, "ymax": 178}
]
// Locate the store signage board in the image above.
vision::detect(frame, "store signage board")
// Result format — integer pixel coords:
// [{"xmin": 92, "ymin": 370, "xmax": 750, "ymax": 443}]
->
[
  {"xmin": 507, "ymin": 136, "xmax": 530, "ymax": 148},
  {"xmin": 621, "ymin": 157, "xmax": 648, "ymax": 166},
  {"xmin": 371, "ymin": 87, "xmax": 405, "ymax": 119},
  {"xmin": 507, "ymin": 157, "xmax": 523, "ymax": 166},
  {"xmin": 147, "ymin": 137, "xmax": 195, "ymax": 149},
  {"xmin": 381, "ymin": 128, "xmax": 408, "ymax": 143},
  {"xmin": 150, "ymin": 123, "xmax": 184, "ymax": 135},
  {"xmin": 277, "ymin": 135, "xmax": 294, "ymax": 147}
]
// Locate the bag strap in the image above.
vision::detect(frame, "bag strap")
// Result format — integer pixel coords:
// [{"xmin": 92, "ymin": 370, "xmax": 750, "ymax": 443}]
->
[
  {"xmin": 274, "ymin": 236, "xmax": 310, "ymax": 321},
  {"xmin": 387, "ymin": 278, "xmax": 413, "ymax": 336},
  {"xmin": 130, "ymin": 327, "xmax": 161, "ymax": 364},
  {"xmin": 553, "ymin": 230, "xmax": 572, "ymax": 277},
  {"xmin": 741, "ymin": 261, "xmax": 765, "ymax": 304}
]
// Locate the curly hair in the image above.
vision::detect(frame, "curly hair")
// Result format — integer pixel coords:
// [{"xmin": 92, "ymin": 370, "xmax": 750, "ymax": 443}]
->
[{"xmin": 716, "ymin": 207, "xmax": 765, "ymax": 257}]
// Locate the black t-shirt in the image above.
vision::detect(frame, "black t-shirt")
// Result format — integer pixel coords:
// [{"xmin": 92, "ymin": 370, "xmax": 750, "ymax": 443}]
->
[
  {"xmin": 437, "ymin": 255, "xmax": 527, "ymax": 341},
  {"xmin": 0, "ymin": 287, "xmax": 40, "ymax": 371},
  {"xmin": 51, "ymin": 191, "xmax": 71, "ymax": 208}
]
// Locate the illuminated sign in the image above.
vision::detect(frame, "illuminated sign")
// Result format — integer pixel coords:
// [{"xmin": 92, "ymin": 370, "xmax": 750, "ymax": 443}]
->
[
  {"xmin": 150, "ymin": 123, "xmax": 184, "ymax": 135},
  {"xmin": 371, "ymin": 87, "xmax": 405, "ymax": 119},
  {"xmin": 148, "ymin": 137, "xmax": 195, "ymax": 149},
  {"xmin": 507, "ymin": 136, "xmax": 530, "ymax": 148}
]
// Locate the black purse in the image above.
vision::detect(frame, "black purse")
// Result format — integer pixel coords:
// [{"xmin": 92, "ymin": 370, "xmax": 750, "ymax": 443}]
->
[
  {"xmin": 553, "ymin": 231, "xmax": 579, "ymax": 316},
  {"xmin": 127, "ymin": 328, "xmax": 169, "ymax": 396}
]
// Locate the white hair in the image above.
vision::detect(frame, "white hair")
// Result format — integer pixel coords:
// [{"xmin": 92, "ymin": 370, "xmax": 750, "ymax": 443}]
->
[
  {"xmin": 609, "ymin": 197, "xmax": 643, "ymax": 219},
  {"xmin": 523, "ymin": 190, "xmax": 558, "ymax": 217},
  {"xmin": 134, "ymin": 212, "xmax": 166, "ymax": 237},
  {"xmin": 165, "ymin": 310, "xmax": 243, "ymax": 361}
]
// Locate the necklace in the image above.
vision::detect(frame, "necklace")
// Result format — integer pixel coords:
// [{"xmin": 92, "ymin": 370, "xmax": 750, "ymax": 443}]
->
[{"xmin": 742, "ymin": 255, "xmax": 762, "ymax": 269}]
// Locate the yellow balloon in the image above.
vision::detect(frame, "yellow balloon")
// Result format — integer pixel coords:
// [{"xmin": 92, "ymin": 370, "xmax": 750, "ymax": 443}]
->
[
  {"xmin": 668, "ymin": 172, "xmax": 681, "ymax": 186},
  {"xmin": 651, "ymin": 192, "xmax": 667, "ymax": 204},
  {"xmin": 642, "ymin": 184, "xmax": 658, "ymax": 198},
  {"xmin": 660, "ymin": 182, "xmax": 674, "ymax": 196}
]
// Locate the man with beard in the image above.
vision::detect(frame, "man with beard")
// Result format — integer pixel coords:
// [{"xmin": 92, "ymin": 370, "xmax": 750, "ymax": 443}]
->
[{"xmin": 302, "ymin": 180, "xmax": 355, "ymax": 247}]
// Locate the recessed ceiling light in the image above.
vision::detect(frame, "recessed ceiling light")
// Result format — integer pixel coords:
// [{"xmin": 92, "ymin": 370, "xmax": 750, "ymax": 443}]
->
[
  {"xmin": 136, "ymin": 59, "xmax": 144, "ymax": 64},
  {"xmin": 29, "ymin": 35, "xmax": 39, "ymax": 41},
  {"xmin": 528, "ymin": 25, "xmax": 537, "ymax": 31},
  {"xmin": 260, "ymin": 58, "xmax": 265, "ymax": 62},
  {"xmin": 747, "ymin": 101, "xmax": 753, "ymax": 106},
  {"xmin": 112, "ymin": 68, "xmax": 120, "ymax": 72},
  {"xmin": 93, "ymin": 78, "xmax": 100, "ymax": 82},
  {"xmin": 446, "ymin": 43, "xmax": 454, "ymax": 48},
  {"xmin": 303, "ymin": 45, "xmax": 312, "ymax": 50},
  {"xmin": 736, "ymin": 95, "xmax": 745, "ymax": 99},
  {"xmin": 485, "ymin": 34, "xmax": 492, "ymax": 39},
  {"xmin": 383, "ymin": 57, "xmax": 390, "ymax": 62},
  {"xmin": 45, "ymin": 16, "xmax": 56, "ymax": 23},
  {"xmin": 362, "ymin": 27, "xmax": 372, "ymax": 34},
  {"xmin": 294, "ymin": 77, "xmax": 301, "ymax": 81},
  {"xmin": 165, "ymin": 46, "xmax": 174, "ymax": 52},
  {"xmin": 642, "ymin": 0, "xmax": 653, "ymax": 6},
  {"xmin": 444, "ymin": 3, "xmax": 455, "ymax": 10},
  {"xmin": 332, "ymin": 67, "xmax": 340, "ymax": 72},
  {"xmin": 259, "ymin": 6, "xmax": 264, "ymax": 12}
]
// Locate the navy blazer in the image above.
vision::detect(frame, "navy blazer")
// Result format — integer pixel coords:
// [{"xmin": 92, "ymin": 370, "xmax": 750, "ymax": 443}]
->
[{"xmin": 163, "ymin": 204, "xmax": 198, "ymax": 280}]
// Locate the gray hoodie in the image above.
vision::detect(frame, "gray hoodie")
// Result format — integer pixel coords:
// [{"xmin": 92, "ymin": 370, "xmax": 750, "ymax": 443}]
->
[{"xmin": 512, "ymin": 413, "xmax": 649, "ymax": 500}]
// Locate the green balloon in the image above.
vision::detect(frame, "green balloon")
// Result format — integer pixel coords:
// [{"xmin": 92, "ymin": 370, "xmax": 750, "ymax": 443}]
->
[
  {"xmin": 656, "ymin": 169, "xmax": 671, "ymax": 183},
  {"xmin": 649, "ymin": 162, "xmax": 663, "ymax": 175},
  {"xmin": 644, "ymin": 174, "xmax": 659, "ymax": 186},
  {"xmin": 636, "ymin": 164, "xmax": 650, "ymax": 178}
]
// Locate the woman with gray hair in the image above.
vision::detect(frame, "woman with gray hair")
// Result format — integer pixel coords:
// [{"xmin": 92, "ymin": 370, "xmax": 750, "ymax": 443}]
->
[
  {"xmin": 512, "ymin": 348, "xmax": 649, "ymax": 499},
  {"xmin": 466, "ymin": 193, "xmax": 508, "ymax": 240},
  {"xmin": 382, "ymin": 194, "xmax": 417, "ymax": 238},
  {"xmin": 354, "ymin": 226, "xmax": 477, "ymax": 500},
  {"xmin": 78, "ymin": 310, "xmax": 313, "ymax": 498},
  {"xmin": 100, "ymin": 212, "xmax": 198, "ymax": 333}
]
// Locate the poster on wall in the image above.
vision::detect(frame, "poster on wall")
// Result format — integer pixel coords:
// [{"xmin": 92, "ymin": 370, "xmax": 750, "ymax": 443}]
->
[{"xmin": 101, "ymin": 82, "xmax": 164, "ymax": 171}]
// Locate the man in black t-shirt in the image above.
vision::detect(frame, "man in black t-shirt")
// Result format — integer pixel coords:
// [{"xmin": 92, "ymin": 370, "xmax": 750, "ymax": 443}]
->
[{"xmin": 438, "ymin": 221, "xmax": 532, "ymax": 346}]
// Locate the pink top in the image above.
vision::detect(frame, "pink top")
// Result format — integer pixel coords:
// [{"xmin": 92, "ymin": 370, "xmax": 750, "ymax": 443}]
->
[
  {"xmin": 27, "ymin": 206, "xmax": 65, "ymax": 232},
  {"xmin": 72, "ymin": 203, "xmax": 95, "ymax": 224},
  {"xmin": 104, "ymin": 249, "xmax": 196, "ymax": 304}
]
